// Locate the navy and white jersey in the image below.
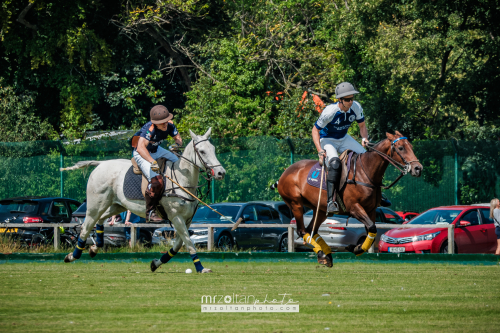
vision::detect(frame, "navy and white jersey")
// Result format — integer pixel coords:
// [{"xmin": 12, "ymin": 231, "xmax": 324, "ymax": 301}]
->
[
  {"xmin": 133, "ymin": 121, "xmax": 179, "ymax": 153},
  {"xmin": 314, "ymin": 101, "xmax": 365, "ymax": 139}
]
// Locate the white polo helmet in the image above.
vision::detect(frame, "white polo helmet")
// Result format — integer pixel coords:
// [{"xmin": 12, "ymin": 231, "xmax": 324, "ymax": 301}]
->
[{"xmin": 335, "ymin": 82, "xmax": 360, "ymax": 99}]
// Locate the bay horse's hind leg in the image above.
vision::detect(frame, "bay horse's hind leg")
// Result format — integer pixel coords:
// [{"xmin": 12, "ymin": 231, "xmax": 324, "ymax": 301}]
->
[
  {"xmin": 347, "ymin": 203, "xmax": 377, "ymax": 256},
  {"xmin": 304, "ymin": 209, "xmax": 333, "ymax": 267}
]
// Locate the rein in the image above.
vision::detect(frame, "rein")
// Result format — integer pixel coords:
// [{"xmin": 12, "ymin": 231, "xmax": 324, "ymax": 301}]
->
[{"xmin": 363, "ymin": 137, "xmax": 420, "ymax": 189}]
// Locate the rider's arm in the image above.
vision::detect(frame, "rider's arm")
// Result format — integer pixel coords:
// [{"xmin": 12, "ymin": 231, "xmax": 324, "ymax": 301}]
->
[
  {"xmin": 137, "ymin": 137, "xmax": 155, "ymax": 163},
  {"xmin": 312, "ymin": 126, "xmax": 323, "ymax": 153},
  {"xmin": 358, "ymin": 121, "xmax": 369, "ymax": 146},
  {"xmin": 172, "ymin": 133, "xmax": 182, "ymax": 147}
]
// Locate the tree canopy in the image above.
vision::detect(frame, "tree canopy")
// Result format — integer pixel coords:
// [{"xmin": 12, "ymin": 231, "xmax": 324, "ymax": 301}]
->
[{"xmin": 1, "ymin": 0, "xmax": 499, "ymax": 142}]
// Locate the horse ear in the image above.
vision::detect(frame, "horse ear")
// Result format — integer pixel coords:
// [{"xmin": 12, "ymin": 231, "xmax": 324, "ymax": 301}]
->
[
  {"xmin": 189, "ymin": 129, "xmax": 198, "ymax": 141},
  {"xmin": 386, "ymin": 132, "xmax": 395, "ymax": 141},
  {"xmin": 204, "ymin": 127, "xmax": 212, "ymax": 139},
  {"xmin": 395, "ymin": 130, "xmax": 403, "ymax": 137}
]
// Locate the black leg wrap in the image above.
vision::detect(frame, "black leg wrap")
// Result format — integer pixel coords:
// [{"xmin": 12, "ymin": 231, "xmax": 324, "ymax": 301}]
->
[{"xmin": 368, "ymin": 225, "xmax": 377, "ymax": 234}]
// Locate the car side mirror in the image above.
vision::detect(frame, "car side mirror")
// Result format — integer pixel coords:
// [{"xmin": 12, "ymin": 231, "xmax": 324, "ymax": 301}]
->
[
  {"xmin": 242, "ymin": 214, "xmax": 252, "ymax": 222},
  {"xmin": 460, "ymin": 220, "xmax": 471, "ymax": 227}
]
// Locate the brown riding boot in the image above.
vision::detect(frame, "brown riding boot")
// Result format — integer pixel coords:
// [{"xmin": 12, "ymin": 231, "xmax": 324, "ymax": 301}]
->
[{"xmin": 145, "ymin": 175, "xmax": 165, "ymax": 222}]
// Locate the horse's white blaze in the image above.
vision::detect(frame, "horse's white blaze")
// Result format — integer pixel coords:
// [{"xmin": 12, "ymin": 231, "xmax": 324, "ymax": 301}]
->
[{"xmin": 65, "ymin": 128, "xmax": 225, "ymax": 264}]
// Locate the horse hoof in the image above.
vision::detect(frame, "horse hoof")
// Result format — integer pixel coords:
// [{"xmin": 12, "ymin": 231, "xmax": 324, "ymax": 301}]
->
[
  {"xmin": 345, "ymin": 244, "xmax": 356, "ymax": 253},
  {"xmin": 64, "ymin": 253, "xmax": 75, "ymax": 263},
  {"xmin": 200, "ymin": 268, "xmax": 213, "ymax": 273},
  {"xmin": 353, "ymin": 245, "xmax": 365, "ymax": 256},
  {"xmin": 317, "ymin": 251, "xmax": 329, "ymax": 266},
  {"xmin": 325, "ymin": 253, "xmax": 333, "ymax": 268},
  {"xmin": 150, "ymin": 260, "xmax": 161, "ymax": 273},
  {"xmin": 89, "ymin": 245, "xmax": 98, "ymax": 258}
]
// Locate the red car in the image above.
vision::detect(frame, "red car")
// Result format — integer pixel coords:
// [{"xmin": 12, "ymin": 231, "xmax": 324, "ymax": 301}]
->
[
  {"xmin": 379, "ymin": 205, "xmax": 496, "ymax": 254},
  {"xmin": 396, "ymin": 211, "xmax": 419, "ymax": 222}
]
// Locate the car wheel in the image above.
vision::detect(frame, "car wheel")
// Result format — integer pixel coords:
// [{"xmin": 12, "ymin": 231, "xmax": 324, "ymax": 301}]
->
[
  {"xmin": 278, "ymin": 234, "xmax": 289, "ymax": 252},
  {"xmin": 216, "ymin": 233, "xmax": 234, "ymax": 251},
  {"xmin": 440, "ymin": 241, "xmax": 458, "ymax": 254},
  {"xmin": 139, "ymin": 232, "xmax": 153, "ymax": 248},
  {"xmin": 29, "ymin": 234, "xmax": 46, "ymax": 248}
]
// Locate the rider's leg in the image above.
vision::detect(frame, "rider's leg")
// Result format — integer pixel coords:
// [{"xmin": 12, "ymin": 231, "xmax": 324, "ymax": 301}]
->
[
  {"xmin": 320, "ymin": 139, "xmax": 341, "ymax": 216},
  {"xmin": 339, "ymin": 134, "xmax": 366, "ymax": 155},
  {"xmin": 133, "ymin": 149, "xmax": 169, "ymax": 222}
]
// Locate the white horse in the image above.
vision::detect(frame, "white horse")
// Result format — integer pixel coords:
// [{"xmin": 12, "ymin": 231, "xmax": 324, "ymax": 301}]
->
[{"xmin": 62, "ymin": 128, "xmax": 225, "ymax": 273}]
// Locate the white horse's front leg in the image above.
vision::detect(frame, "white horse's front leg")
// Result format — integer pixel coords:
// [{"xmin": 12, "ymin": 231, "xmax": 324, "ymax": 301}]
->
[
  {"xmin": 151, "ymin": 232, "xmax": 184, "ymax": 272},
  {"xmin": 166, "ymin": 215, "xmax": 211, "ymax": 273}
]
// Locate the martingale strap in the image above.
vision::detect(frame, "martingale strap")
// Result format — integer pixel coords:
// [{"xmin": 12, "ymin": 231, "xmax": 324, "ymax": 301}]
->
[{"xmin": 346, "ymin": 153, "xmax": 376, "ymax": 189}]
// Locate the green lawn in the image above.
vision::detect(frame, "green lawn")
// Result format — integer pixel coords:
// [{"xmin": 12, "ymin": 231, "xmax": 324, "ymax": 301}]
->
[{"xmin": 0, "ymin": 261, "xmax": 499, "ymax": 332}]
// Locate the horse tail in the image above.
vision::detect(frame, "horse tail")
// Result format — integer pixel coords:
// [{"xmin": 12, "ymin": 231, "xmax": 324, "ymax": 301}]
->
[
  {"xmin": 60, "ymin": 161, "xmax": 102, "ymax": 171},
  {"xmin": 270, "ymin": 180, "xmax": 279, "ymax": 190}
]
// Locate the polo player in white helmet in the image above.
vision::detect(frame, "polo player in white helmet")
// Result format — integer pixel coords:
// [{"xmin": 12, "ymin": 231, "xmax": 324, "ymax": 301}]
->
[{"xmin": 312, "ymin": 82, "xmax": 369, "ymax": 216}]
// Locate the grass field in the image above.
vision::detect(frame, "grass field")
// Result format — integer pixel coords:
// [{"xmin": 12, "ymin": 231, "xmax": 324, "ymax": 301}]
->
[{"xmin": 0, "ymin": 260, "xmax": 499, "ymax": 332}]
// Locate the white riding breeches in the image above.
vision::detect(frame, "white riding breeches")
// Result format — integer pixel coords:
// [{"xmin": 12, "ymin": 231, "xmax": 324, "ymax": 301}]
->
[
  {"xmin": 133, "ymin": 146, "xmax": 179, "ymax": 181},
  {"xmin": 320, "ymin": 134, "xmax": 366, "ymax": 164}
]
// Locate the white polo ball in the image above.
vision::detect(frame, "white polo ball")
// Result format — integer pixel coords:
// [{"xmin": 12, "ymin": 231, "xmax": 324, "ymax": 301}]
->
[{"xmin": 185, "ymin": 268, "xmax": 193, "ymax": 274}]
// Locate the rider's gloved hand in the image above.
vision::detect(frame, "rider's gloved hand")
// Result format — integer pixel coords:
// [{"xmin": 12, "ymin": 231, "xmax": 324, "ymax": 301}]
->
[
  {"xmin": 318, "ymin": 150, "xmax": 326, "ymax": 159},
  {"xmin": 151, "ymin": 160, "xmax": 160, "ymax": 172},
  {"xmin": 169, "ymin": 143, "xmax": 180, "ymax": 151}
]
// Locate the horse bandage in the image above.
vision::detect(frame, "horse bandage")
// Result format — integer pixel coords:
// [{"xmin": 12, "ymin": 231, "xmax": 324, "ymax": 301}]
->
[
  {"xmin": 303, "ymin": 233, "xmax": 330, "ymax": 254},
  {"xmin": 361, "ymin": 232, "xmax": 377, "ymax": 253}
]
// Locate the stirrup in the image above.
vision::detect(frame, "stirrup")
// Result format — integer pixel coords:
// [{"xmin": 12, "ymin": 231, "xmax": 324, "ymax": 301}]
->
[
  {"xmin": 326, "ymin": 201, "xmax": 339, "ymax": 216},
  {"xmin": 147, "ymin": 210, "xmax": 163, "ymax": 223}
]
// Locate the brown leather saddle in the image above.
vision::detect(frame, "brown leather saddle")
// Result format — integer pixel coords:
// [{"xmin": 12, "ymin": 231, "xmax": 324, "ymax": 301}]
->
[{"xmin": 130, "ymin": 157, "xmax": 168, "ymax": 198}]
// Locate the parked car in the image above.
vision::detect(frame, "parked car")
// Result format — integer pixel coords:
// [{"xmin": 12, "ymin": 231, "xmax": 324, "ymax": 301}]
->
[
  {"xmin": 396, "ymin": 211, "xmax": 419, "ymax": 222},
  {"xmin": 293, "ymin": 207, "xmax": 404, "ymax": 252},
  {"xmin": 379, "ymin": 205, "xmax": 496, "ymax": 254},
  {"xmin": 0, "ymin": 196, "xmax": 81, "ymax": 245},
  {"xmin": 153, "ymin": 202, "xmax": 290, "ymax": 251},
  {"xmin": 71, "ymin": 202, "xmax": 162, "ymax": 247}
]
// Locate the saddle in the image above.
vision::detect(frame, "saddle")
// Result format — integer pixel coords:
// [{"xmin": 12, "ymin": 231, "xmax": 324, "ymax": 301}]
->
[
  {"xmin": 130, "ymin": 157, "xmax": 169, "ymax": 198},
  {"xmin": 306, "ymin": 150, "xmax": 351, "ymax": 192}
]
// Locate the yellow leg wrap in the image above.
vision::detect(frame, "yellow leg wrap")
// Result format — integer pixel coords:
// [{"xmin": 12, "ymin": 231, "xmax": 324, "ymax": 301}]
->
[
  {"xmin": 360, "ymin": 232, "xmax": 377, "ymax": 254},
  {"xmin": 315, "ymin": 235, "xmax": 332, "ymax": 255},
  {"xmin": 303, "ymin": 233, "xmax": 323, "ymax": 254}
]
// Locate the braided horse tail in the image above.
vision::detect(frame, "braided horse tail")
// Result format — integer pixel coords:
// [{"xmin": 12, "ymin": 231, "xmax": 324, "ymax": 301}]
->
[{"xmin": 60, "ymin": 161, "xmax": 102, "ymax": 171}]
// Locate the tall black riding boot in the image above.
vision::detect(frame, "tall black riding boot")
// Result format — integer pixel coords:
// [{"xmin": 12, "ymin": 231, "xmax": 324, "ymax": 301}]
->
[
  {"xmin": 145, "ymin": 175, "xmax": 165, "ymax": 222},
  {"xmin": 326, "ymin": 157, "xmax": 342, "ymax": 216}
]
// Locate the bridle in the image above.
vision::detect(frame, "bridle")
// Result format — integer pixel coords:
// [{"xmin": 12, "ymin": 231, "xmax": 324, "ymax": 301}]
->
[
  {"xmin": 173, "ymin": 139, "xmax": 222, "ymax": 181},
  {"xmin": 365, "ymin": 137, "xmax": 420, "ymax": 189}
]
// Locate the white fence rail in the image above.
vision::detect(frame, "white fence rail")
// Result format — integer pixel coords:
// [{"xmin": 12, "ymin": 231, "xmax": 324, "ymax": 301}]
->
[{"xmin": 0, "ymin": 223, "xmax": 455, "ymax": 253}]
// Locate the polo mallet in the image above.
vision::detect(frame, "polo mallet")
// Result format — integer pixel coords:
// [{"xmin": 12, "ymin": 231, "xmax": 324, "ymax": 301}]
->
[
  {"xmin": 307, "ymin": 156, "xmax": 325, "ymax": 245},
  {"xmin": 163, "ymin": 174, "xmax": 243, "ymax": 226}
]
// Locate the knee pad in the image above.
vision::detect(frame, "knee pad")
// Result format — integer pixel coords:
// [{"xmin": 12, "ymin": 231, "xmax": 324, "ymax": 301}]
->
[{"xmin": 328, "ymin": 157, "xmax": 341, "ymax": 170}]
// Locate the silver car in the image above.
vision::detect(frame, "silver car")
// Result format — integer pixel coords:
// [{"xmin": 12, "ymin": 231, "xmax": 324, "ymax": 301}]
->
[{"xmin": 293, "ymin": 207, "xmax": 404, "ymax": 252}]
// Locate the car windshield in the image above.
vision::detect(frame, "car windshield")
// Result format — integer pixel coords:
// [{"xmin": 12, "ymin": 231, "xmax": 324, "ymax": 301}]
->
[
  {"xmin": 0, "ymin": 201, "xmax": 38, "ymax": 214},
  {"xmin": 407, "ymin": 209, "xmax": 461, "ymax": 225},
  {"xmin": 74, "ymin": 203, "xmax": 87, "ymax": 214},
  {"xmin": 192, "ymin": 205, "xmax": 240, "ymax": 222}
]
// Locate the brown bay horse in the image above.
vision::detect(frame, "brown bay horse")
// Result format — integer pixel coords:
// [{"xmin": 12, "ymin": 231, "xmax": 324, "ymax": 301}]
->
[{"xmin": 277, "ymin": 131, "xmax": 423, "ymax": 267}]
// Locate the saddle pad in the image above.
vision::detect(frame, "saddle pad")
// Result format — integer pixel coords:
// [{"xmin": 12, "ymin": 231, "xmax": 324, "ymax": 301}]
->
[
  {"xmin": 306, "ymin": 152, "xmax": 352, "ymax": 191},
  {"xmin": 306, "ymin": 162, "xmax": 327, "ymax": 190},
  {"xmin": 123, "ymin": 166, "xmax": 145, "ymax": 200}
]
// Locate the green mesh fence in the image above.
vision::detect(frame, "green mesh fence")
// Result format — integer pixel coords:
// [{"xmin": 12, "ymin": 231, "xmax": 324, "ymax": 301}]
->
[{"xmin": 0, "ymin": 138, "xmax": 499, "ymax": 213}]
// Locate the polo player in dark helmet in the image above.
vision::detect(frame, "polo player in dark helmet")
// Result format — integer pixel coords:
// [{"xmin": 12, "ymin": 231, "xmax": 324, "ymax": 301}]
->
[{"xmin": 131, "ymin": 105, "xmax": 182, "ymax": 222}]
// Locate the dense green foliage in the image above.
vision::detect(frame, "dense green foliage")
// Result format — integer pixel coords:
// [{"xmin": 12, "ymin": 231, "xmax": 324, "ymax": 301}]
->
[{"xmin": 1, "ymin": 0, "xmax": 498, "ymax": 141}]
